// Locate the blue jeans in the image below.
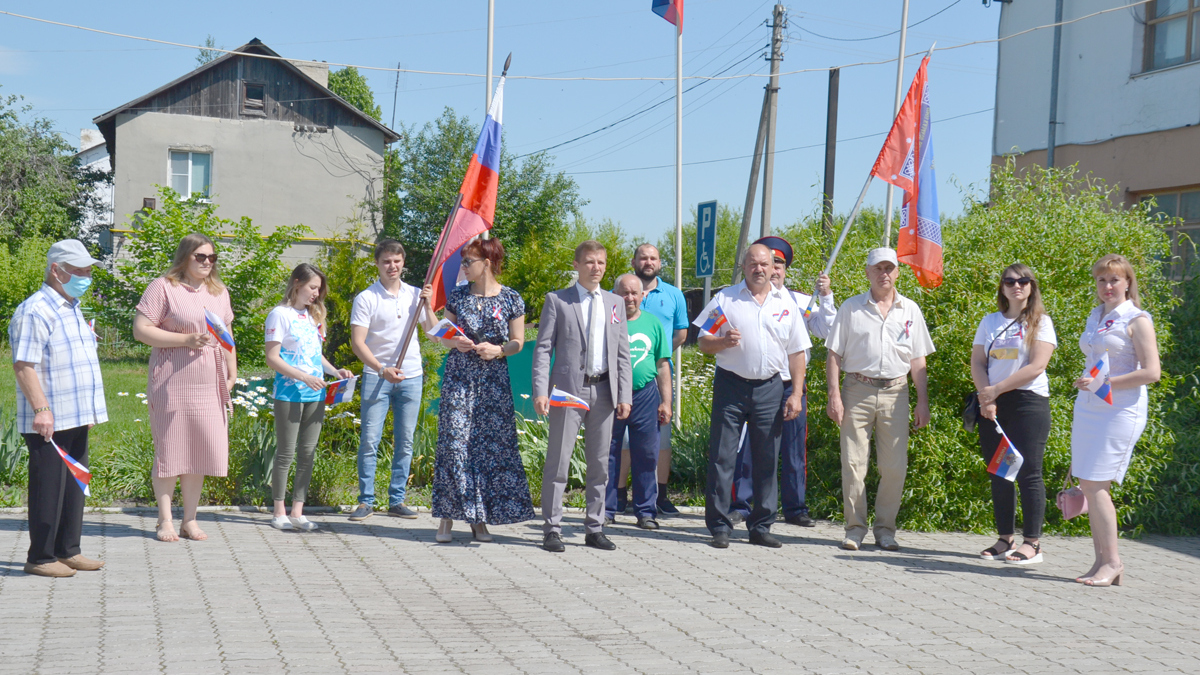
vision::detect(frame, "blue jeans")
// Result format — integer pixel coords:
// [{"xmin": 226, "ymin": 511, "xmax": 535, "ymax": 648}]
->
[
  {"xmin": 605, "ymin": 383, "xmax": 660, "ymax": 519},
  {"xmin": 357, "ymin": 372, "xmax": 423, "ymax": 507}
]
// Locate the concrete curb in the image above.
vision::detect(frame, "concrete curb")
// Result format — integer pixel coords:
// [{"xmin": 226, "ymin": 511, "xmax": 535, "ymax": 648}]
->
[{"xmin": 0, "ymin": 504, "xmax": 710, "ymax": 516}]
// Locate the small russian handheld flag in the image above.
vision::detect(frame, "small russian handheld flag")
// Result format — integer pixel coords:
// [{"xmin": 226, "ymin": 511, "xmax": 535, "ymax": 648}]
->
[
  {"xmin": 1085, "ymin": 352, "xmax": 1113, "ymax": 405},
  {"xmin": 52, "ymin": 439, "xmax": 91, "ymax": 497},
  {"xmin": 427, "ymin": 318, "xmax": 464, "ymax": 340},
  {"xmin": 700, "ymin": 305, "xmax": 729, "ymax": 334},
  {"xmin": 324, "ymin": 376, "xmax": 357, "ymax": 405},
  {"xmin": 986, "ymin": 421, "xmax": 1024, "ymax": 482},
  {"xmin": 204, "ymin": 309, "xmax": 235, "ymax": 352},
  {"xmin": 549, "ymin": 387, "xmax": 590, "ymax": 411}
]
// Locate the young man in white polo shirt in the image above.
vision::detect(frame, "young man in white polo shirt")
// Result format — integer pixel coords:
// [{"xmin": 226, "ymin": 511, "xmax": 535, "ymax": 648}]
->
[
  {"xmin": 825, "ymin": 247, "xmax": 935, "ymax": 551},
  {"xmin": 349, "ymin": 239, "xmax": 434, "ymax": 521},
  {"xmin": 694, "ymin": 244, "xmax": 811, "ymax": 549}
]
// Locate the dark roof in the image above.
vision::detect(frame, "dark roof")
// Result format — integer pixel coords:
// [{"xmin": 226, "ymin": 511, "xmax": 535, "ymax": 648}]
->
[{"xmin": 92, "ymin": 38, "xmax": 399, "ymax": 143}]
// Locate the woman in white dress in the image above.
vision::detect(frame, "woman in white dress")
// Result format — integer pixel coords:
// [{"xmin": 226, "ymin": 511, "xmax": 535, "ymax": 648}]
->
[{"xmin": 1070, "ymin": 254, "xmax": 1160, "ymax": 587}]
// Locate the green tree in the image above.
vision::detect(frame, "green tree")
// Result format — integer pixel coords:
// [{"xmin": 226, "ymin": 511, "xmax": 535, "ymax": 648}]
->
[
  {"xmin": 314, "ymin": 221, "xmax": 377, "ymax": 366},
  {"xmin": 0, "ymin": 90, "xmax": 109, "ymax": 248},
  {"xmin": 327, "ymin": 67, "xmax": 382, "ymax": 122},
  {"xmin": 196, "ymin": 35, "xmax": 221, "ymax": 67},
  {"xmin": 91, "ymin": 186, "xmax": 308, "ymax": 364},
  {"xmin": 384, "ymin": 108, "xmax": 586, "ymax": 302}
]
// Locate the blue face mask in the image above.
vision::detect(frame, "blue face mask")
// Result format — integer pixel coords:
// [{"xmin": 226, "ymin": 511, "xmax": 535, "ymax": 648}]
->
[{"xmin": 58, "ymin": 268, "xmax": 93, "ymax": 298}]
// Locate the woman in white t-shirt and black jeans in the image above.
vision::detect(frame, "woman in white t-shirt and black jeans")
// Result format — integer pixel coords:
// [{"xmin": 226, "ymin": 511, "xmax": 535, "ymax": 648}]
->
[{"xmin": 970, "ymin": 263, "xmax": 1057, "ymax": 564}]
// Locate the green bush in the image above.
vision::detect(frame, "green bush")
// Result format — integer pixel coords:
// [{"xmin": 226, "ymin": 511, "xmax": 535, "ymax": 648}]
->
[
  {"xmin": 0, "ymin": 235, "xmax": 54, "ymax": 338},
  {"xmin": 92, "ymin": 186, "xmax": 307, "ymax": 367},
  {"xmin": 314, "ymin": 222, "xmax": 377, "ymax": 369},
  {"xmin": 778, "ymin": 159, "xmax": 1178, "ymax": 535}
]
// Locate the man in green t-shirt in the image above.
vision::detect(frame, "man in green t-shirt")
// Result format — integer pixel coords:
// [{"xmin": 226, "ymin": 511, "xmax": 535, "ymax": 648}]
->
[{"xmin": 605, "ymin": 274, "xmax": 673, "ymax": 529}]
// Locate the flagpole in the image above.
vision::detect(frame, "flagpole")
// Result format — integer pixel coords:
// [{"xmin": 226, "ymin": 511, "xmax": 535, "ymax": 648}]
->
[
  {"xmin": 486, "ymin": 0, "xmax": 495, "ymax": 110},
  {"xmin": 673, "ymin": 16, "xmax": 683, "ymax": 429},
  {"xmin": 803, "ymin": 173, "xmax": 874, "ymax": 317},
  {"xmin": 882, "ymin": 0, "xmax": 910, "ymax": 247},
  {"xmin": 393, "ymin": 195, "xmax": 464, "ymax": 369}
]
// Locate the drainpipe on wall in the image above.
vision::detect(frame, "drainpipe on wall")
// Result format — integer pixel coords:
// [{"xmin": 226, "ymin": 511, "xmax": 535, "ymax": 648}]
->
[{"xmin": 1047, "ymin": 0, "xmax": 1064, "ymax": 168}]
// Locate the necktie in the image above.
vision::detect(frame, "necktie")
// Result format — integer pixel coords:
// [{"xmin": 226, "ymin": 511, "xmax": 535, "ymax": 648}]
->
[{"xmin": 587, "ymin": 289, "xmax": 604, "ymax": 375}]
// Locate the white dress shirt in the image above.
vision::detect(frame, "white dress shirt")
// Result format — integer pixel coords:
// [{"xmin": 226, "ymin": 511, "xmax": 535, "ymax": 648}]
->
[
  {"xmin": 693, "ymin": 281, "xmax": 812, "ymax": 381},
  {"xmin": 826, "ymin": 290, "xmax": 935, "ymax": 380},
  {"xmin": 350, "ymin": 279, "xmax": 428, "ymax": 377},
  {"xmin": 779, "ymin": 289, "xmax": 835, "ymax": 383},
  {"xmin": 576, "ymin": 283, "xmax": 609, "ymax": 376}
]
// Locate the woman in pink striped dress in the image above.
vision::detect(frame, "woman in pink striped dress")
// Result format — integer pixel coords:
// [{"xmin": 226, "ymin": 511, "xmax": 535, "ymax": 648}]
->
[{"xmin": 133, "ymin": 234, "xmax": 237, "ymax": 542}]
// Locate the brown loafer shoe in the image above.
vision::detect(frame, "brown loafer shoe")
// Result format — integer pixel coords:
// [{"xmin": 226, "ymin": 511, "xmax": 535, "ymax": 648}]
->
[
  {"xmin": 58, "ymin": 555, "xmax": 105, "ymax": 571},
  {"xmin": 24, "ymin": 561, "xmax": 76, "ymax": 578}
]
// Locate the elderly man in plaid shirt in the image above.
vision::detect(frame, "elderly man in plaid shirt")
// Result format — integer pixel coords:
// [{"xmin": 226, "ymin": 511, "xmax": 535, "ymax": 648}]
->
[{"xmin": 11, "ymin": 240, "xmax": 108, "ymax": 578}]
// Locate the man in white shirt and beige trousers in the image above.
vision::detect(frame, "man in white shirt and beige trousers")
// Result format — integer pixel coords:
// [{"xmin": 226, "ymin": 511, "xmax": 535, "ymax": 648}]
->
[{"xmin": 826, "ymin": 248, "xmax": 935, "ymax": 552}]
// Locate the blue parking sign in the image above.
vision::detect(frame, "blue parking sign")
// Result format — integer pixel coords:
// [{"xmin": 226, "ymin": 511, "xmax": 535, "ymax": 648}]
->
[{"xmin": 695, "ymin": 200, "xmax": 717, "ymax": 278}]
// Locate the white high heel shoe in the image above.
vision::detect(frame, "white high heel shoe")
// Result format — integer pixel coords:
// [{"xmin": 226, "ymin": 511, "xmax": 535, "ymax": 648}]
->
[{"xmin": 436, "ymin": 518, "xmax": 453, "ymax": 543}]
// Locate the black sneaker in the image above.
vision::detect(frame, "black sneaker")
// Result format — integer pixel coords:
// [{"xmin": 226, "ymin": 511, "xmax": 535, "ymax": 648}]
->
[
  {"xmin": 729, "ymin": 511, "xmax": 746, "ymax": 525},
  {"xmin": 388, "ymin": 504, "xmax": 419, "ymax": 519},
  {"xmin": 784, "ymin": 513, "xmax": 816, "ymax": 527},
  {"xmin": 348, "ymin": 504, "xmax": 373, "ymax": 521},
  {"xmin": 657, "ymin": 490, "xmax": 681, "ymax": 515}
]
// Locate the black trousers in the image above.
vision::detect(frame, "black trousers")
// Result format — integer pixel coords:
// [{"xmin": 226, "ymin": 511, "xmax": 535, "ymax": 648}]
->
[
  {"xmin": 706, "ymin": 368, "xmax": 783, "ymax": 536},
  {"xmin": 977, "ymin": 390, "xmax": 1050, "ymax": 539},
  {"xmin": 24, "ymin": 425, "xmax": 89, "ymax": 565}
]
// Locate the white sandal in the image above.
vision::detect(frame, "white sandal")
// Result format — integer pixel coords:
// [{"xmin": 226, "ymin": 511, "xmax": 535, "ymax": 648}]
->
[{"xmin": 436, "ymin": 518, "xmax": 453, "ymax": 543}]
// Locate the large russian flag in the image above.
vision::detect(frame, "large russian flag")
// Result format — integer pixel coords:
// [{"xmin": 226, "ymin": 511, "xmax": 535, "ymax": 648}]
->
[
  {"xmin": 428, "ymin": 76, "xmax": 506, "ymax": 312},
  {"xmin": 870, "ymin": 54, "xmax": 943, "ymax": 288}
]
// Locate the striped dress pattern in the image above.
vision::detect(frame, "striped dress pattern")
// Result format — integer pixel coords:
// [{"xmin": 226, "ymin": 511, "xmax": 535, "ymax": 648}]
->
[{"xmin": 137, "ymin": 277, "xmax": 234, "ymax": 478}]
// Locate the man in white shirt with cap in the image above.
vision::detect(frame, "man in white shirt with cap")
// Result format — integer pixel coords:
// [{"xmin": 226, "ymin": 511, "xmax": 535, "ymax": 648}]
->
[{"xmin": 825, "ymin": 247, "xmax": 934, "ymax": 552}]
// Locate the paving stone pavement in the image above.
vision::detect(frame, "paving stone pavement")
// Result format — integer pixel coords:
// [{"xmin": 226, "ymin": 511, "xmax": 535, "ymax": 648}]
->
[{"xmin": 0, "ymin": 510, "xmax": 1198, "ymax": 674}]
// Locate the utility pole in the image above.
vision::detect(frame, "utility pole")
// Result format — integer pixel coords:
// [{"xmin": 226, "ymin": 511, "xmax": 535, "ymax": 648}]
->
[
  {"xmin": 732, "ymin": 87, "xmax": 770, "ymax": 286},
  {"xmin": 1047, "ymin": 0, "xmax": 1064, "ymax": 168},
  {"xmin": 823, "ymin": 67, "xmax": 839, "ymax": 238},
  {"xmin": 883, "ymin": 0, "xmax": 910, "ymax": 246},
  {"xmin": 759, "ymin": 4, "xmax": 785, "ymax": 239}
]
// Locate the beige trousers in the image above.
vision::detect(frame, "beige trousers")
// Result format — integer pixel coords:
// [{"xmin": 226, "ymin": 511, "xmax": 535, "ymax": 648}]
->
[{"xmin": 839, "ymin": 376, "xmax": 909, "ymax": 540}]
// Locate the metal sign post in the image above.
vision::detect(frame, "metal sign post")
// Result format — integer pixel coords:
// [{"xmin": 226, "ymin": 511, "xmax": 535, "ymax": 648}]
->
[{"xmin": 695, "ymin": 200, "xmax": 717, "ymax": 307}]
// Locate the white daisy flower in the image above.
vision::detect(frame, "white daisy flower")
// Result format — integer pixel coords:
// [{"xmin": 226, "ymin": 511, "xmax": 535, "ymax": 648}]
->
[
  {"xmin": 134, "ymin": 418, "xmax": 142, "ymax": 422},
  {"xmin": 256, "ymin": 386, "xmax": 268, "ymax": 393},
  {"xmin": 520, "ymin": 394, "xmax": 530, "ymax": 399},
  {"xmin": 516, "ymin": 429, "xmax": 526, "ymax": 435},
  {"xmin": 141, "ymin": 400, "xmax": 149, "ymax": 405},
  {"xmin": 117, "ymin": 392, "xmax": 129, "ymax": 396},
  {"xmin": 248, "ymin": 411, "xmax": 258, "ymax": 418},
  {"xmin": 135, "ymin": 393, "xmax": 146, "ymax": 398},
  {"xmin": 236, "ymin": 378, "xmax": 248, "ymax": 385},
  {"xmin": 255, "ymin": 397, "xmax": 267, "ymax": 405}
]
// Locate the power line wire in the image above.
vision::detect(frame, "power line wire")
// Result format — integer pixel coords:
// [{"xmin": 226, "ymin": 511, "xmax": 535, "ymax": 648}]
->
[
  {"xmin": 0, "ymin": 2, "xmax": 1151, "ymax": 81},
  {"xmin": 794, "ymin": 0, "xmax": 963, "ymax": 42},
  {"xmin": 565, "ymin": 108, "xmax": 993, "ymax": 175}
]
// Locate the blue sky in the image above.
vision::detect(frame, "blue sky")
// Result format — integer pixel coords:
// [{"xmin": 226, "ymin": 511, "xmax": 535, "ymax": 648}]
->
[{"xmin": 1, "ymin": 0, "xmax": 1004, "ymax": 243}]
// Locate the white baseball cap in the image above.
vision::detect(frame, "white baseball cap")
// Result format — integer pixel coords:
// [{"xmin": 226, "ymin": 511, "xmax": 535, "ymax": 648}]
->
[
  {"xmin": 46, "ymin": 239, "xmax": 100, "ymax": 268},
  {"xmin": 866, "ymin": 247, "xmax": 898, "ymax": 267}
]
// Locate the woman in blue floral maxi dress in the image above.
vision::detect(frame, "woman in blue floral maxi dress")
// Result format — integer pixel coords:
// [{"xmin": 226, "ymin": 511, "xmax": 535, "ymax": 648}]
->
[{"xmin": 429, "ymin": 238, "xmax": 535, "ymax": 542}]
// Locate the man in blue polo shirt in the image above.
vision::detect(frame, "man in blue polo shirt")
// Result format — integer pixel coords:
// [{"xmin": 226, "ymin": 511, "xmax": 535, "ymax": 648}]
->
[{"xmin": 617, "ymin": 243, "xmax": 688, "ymax": 515}]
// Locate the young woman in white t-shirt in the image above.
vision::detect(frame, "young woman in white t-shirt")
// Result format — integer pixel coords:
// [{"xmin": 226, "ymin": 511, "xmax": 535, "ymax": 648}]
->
[
  {"xmin": 970, "ymin": 263, "xmax": 1057, "ymax": 564},
  {"xmin": 264, "ymin": 264, "xmax": 353, "ymax": 531}
]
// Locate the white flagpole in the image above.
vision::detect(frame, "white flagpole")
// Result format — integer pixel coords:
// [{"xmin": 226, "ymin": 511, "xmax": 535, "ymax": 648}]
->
[
  {"xmin": 673, "ymin": 16, "xmax": 683, "ymax": 429},
  {"xmin": 883, "ymin": 0, "xmax": 910, "ymax": 247},
  {"xmin": 486, "ymin": 0, "xmax": 495, "ymax": 110}
]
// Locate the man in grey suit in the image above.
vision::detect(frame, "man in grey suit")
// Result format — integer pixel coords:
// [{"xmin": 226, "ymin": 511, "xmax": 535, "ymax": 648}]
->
[{"xmin": 533, "ymin": 240, "xmax": 633, "ymax": 553}]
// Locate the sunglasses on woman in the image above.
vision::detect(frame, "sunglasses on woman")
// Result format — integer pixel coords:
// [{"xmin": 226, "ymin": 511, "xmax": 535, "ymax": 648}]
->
[
  {"xmin": 193, "ymin": 253, "xmax": 219, "ymax": 264},
  {"xmin": 1002, "ymin": 276, "xmax": 1031, "ymax": 287}
]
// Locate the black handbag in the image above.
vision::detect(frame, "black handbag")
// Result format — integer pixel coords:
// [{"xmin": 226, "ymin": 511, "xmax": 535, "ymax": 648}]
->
[
  {"xmin": 962, "ymin": 392, "xmax": 980, "ymax": 433},
  {"xmin": 964, "ymin": 317, "xmax": 1019, "ymax": 434}
]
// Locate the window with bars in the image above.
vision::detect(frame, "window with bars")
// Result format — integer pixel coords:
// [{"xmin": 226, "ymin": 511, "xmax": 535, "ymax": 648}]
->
[
  {"xmin": 1145, "ymin": 0, "xmax": 1200, "ymax": 71},
  {"xmin": 1142, "ymin": 188, "xmax": 1200, "ymax": 279},
  {"xmin": 169, "ymin": 150, "xmax": 212, "ymax": 200}
]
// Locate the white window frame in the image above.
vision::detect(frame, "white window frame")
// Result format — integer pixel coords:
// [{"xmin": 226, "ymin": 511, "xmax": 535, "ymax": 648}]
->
[{"xmin": 168, "ymin": 150, "xmax": 212, "ymax": 202}]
